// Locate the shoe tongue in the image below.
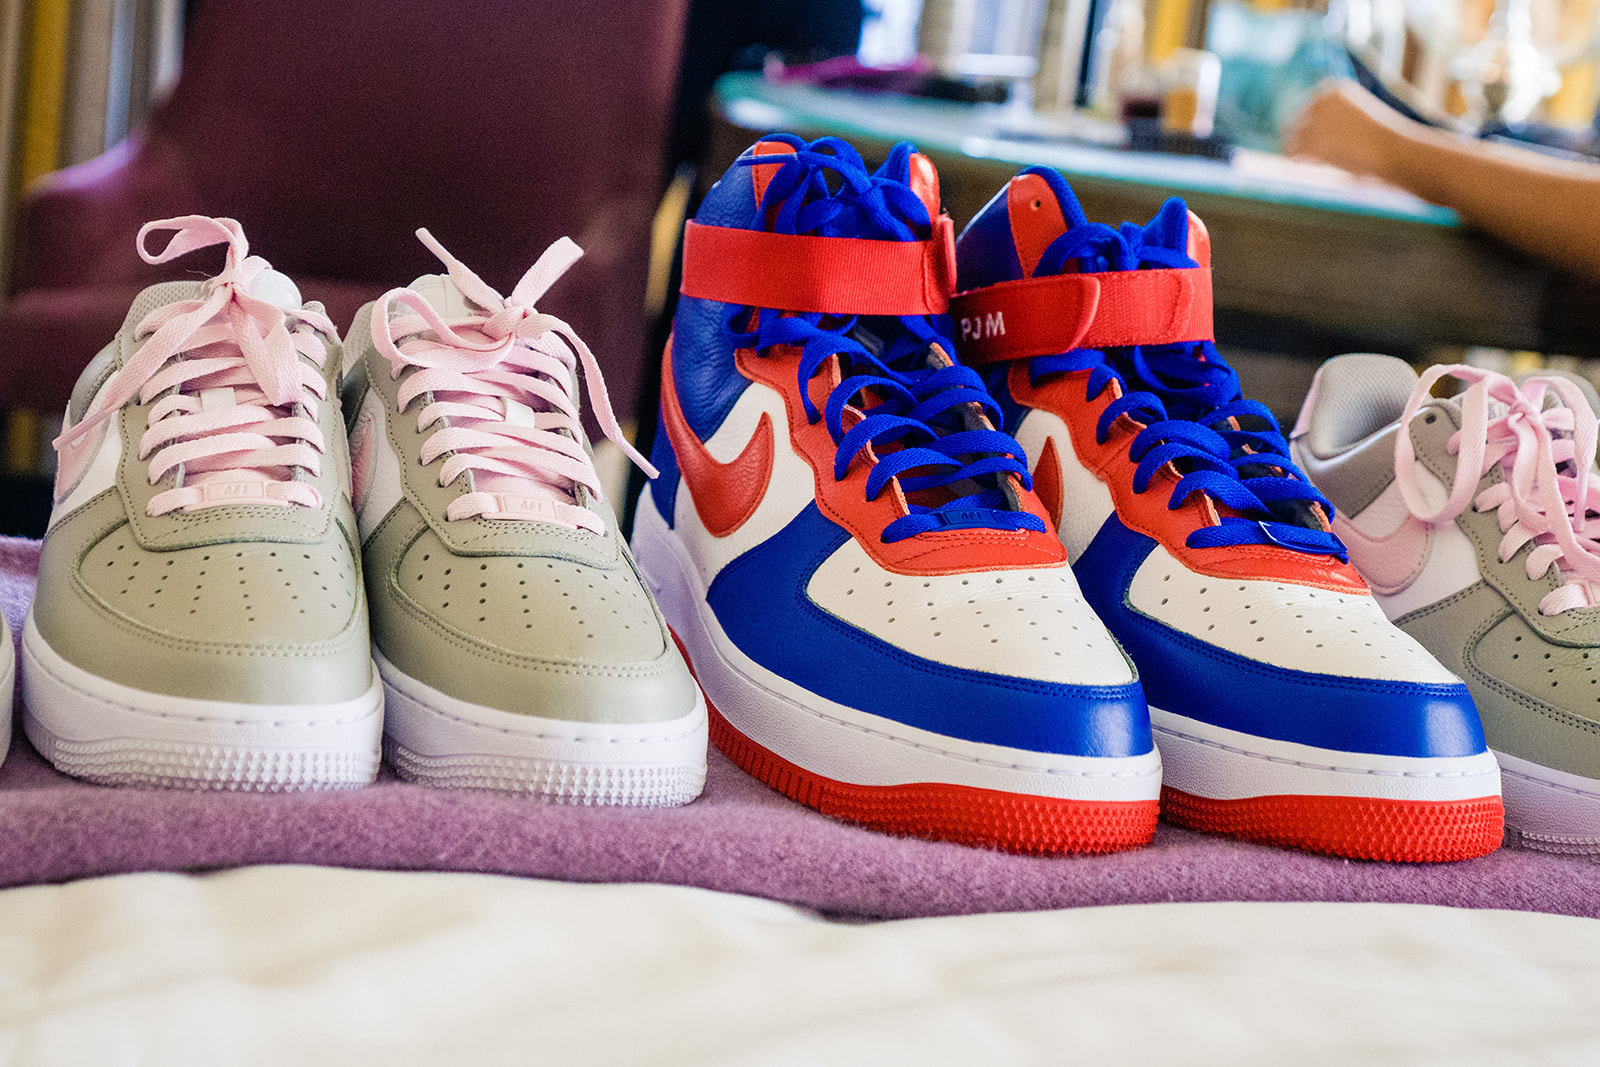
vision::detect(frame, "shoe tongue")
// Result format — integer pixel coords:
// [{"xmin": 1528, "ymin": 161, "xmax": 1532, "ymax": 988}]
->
[
  {"xmin": 404, "ymin": 273, "xmax": 487, "ymax": 320},
  {"xmin": 1140, "ymin": 198, "xmax": 1191, "ymax": 258},
  {"xmin": 765, "ymin": 143, "xmax": 936, "ymax": 243},
  {"xmin": 1517, "ymin": 368, "xmax": 1600, "ymax": 418},
  {"xmin": 904, "ymin": 151, "xmax": 941, "ymax": 230},
  {"xmin": 1030, "ymin": 196, "xmax": 1193, "ymax": 279},
  {"xmin": 1010, "ymin": 170, "xmax": 1088, "ymax": 280},
  {"xmin": 245, "ymin": 268, "xmax": 303, "ymax": 311}
]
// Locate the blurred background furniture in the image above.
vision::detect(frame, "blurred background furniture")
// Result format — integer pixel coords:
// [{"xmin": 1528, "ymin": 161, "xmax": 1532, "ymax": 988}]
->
[
  {"xmin": 708, "ymin": 70, "xmax": 1600, "ymax": 392},
  {"xmin": 8, "ymin": 0, "xmax": 1600, "ymax": 538},
  {"xmin": 0, "ymin": 0, "xmax": 691, "ymax": 532}
]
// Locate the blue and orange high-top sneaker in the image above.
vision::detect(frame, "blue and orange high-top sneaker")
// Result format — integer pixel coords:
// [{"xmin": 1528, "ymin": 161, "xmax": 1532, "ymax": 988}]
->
[
  {"xmin": 949, "ymin": 167, "xmax": 1503, "ymax": 861},
  {"xmin": 631, "ymin": 136, "xmax": 1161, "ymax": 853}
]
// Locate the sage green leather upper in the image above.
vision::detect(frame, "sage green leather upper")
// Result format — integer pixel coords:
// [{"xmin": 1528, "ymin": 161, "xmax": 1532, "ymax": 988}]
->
[
  {"xmin": 348, "ymin": 297, "xmax": 697, "ymax": 724},
  {"xmin": 1309, "ymin": 399, "xmax": 1600, "ymax": 778},
  {"xmin": 1387, "ymin": 405, "xmax": 1600, "ymax": 778},
  {"xmin": 35, "ymin": 286, "xmax": 374, "ymax": 705}
]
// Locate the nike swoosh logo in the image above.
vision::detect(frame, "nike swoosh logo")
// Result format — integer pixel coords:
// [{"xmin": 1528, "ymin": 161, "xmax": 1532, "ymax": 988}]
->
[
  {"xmin": 350, "ymin": 411, "xmax": 374, "ymax": 514},
  {"xmin": 658, "ymin": 337, "xmax": 775, "ymax": 538},
  {"xmin": 1031, "ymin": 436, "xmax": 1063, "ymax": 531},
  {"xmin": 1331, "ymin": 511, "xmax": 1430, "ymax": 595}
]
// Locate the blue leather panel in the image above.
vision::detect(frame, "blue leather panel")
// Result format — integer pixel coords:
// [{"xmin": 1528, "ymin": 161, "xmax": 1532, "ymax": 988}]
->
[
  {"xmin": 1073, "ymin": 516, "xmax": 1486, "ymax": 758},
  {"xmin": 670, "ymin": 150, "xmax": 764, "ymax": 442},
  {"xmin": 705, "ymin": 503, "xmax": 1153, "ymax": 757},
  {"xmin": 954, "ymin": 182, "xmax": 1025, "ymax": 291}
]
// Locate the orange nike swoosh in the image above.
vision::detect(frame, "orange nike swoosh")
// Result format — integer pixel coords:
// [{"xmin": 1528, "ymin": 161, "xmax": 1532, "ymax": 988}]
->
[
  {"xmin": 1331, "ymin": 511, "xmax": 1430, "ymax": 595},
  {"xmin": 1031, "ymin": 436, "xmax": 1063, "ymax": 531},
  {"xmin": 659, "ymin": 337, "xmax": 775, "ymax": 538}
]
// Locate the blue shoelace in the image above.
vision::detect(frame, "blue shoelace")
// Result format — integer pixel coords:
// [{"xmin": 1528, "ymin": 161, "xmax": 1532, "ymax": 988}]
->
[
  {"xmin": 728, "ymin": 137, "xmax": 1043, "ymax": 544},
  {"xmin": 1025, "ymin": 220, "xmax": 1345, "ymax": 559}
]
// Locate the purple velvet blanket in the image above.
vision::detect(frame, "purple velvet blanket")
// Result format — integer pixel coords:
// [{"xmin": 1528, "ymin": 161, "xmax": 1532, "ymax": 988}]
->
[{"xmin": 1, "ymin": 536, "xmax": 1594, "ymax": 919}]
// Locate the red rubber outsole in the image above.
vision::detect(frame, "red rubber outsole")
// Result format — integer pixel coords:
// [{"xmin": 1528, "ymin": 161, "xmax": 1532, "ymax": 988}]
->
[
  {"xmin": 706, "ymin": 700, "xmax": 1158, "ymax": 855},
  {"xmin": 1160, "ymin": 785, "xmax": 1505, "ymax": 862}
]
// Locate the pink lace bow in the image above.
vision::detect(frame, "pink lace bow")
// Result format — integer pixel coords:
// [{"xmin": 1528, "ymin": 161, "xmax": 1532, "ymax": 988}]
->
[
  {"xmin": 1396, "ymin": 364, "xmax": 1600, "ymax": 615},
  {"xmin": 370, "ymin": 230, "xmax": 655, "ymax": 535},
  {"xmin": 54, "ymin": 216, "xmax": 336, "ymax": 514}
]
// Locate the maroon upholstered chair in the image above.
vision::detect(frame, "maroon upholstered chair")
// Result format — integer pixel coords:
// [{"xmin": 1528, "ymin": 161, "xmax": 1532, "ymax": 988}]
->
[{"xmin": 1, "ymin": 0, "xmax": 689, "ymax": 430}]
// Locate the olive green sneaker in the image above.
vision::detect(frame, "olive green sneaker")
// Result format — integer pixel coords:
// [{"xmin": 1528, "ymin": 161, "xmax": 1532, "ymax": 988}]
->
[
  {"xmin": 1293, "ymin": 355, "xmax": 1600, "ymax": 855},
  {"xmin": 342, "ymin": 230, "xmax": 706, "ymax": 805},
  {"xmin": 22, "ymin": 216, "xmax": 382, "ymax": 790}
]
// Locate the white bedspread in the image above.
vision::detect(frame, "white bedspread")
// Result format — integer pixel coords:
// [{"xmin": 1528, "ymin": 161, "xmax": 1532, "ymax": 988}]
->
[{"xmin": 1, "ymin": 866, "xmax": 1597, "ymax": 1064}]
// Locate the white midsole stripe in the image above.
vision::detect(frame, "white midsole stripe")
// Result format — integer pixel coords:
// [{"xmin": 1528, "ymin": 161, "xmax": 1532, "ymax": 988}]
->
[
  {"xmin": 0, "ymin": 634, "xmax": 12, "ymax": 755},
  {"xmin": 1495, "ymin": 749, "xmax": 1600, "ymax": 841},
  {"xmin": 1152, "ymin": 706, "xmax": 1502, "ymax": 802},
  {"xmin": 632, "ymin": 491, "xmax": 1161, "ymax": 800},
  {"xmin": 376, "ymin": 645, "xmax": 708, "ymax": 765}
]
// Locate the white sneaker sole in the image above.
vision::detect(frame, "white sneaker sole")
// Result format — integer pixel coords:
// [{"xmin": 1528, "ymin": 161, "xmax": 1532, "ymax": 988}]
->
[
  {"xmin": 1496, "ymin": 749, "xmax": 1600, "ymax": 856},
  {"xmin": 376, "ymin": 646, "xmax": 707, "ymax": 806},
  {"xmin": 21, "ymin": 610, "xmax": 382, "ymax": 791}
]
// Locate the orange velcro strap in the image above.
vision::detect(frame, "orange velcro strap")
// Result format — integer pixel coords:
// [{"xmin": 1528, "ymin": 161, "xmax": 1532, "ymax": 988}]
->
[
  {"xmin": 949, "ymin": 266, "xmax": 1213, "ymax": 364},
  {"xmin": 679, "ymin": 216, "xmax": 957, "ymax": 316}
]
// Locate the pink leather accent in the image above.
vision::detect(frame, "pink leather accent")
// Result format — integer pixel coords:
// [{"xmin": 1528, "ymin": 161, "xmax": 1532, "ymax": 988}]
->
[
  {"xmin": 349, "ymin": 411, "xmax": 373, "ymax": 512},
  {"xmin": 1332, "ymin": 512, "xmax": 1429, "ymax": 596}
]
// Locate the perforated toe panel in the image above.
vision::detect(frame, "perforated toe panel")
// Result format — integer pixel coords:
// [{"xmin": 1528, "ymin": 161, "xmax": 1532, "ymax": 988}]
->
[
  {"xmin": 806, "ymin": 538, "xmax": 1134, "ymax": 686},
  {"xmin": 1127, "ymin": 544, "xmax": 1457, "ymax": 682},
  {"xmin": 79, "ymin": 522, "xmax": 361, "ymax": 645},
  {"xmin": 1473, "ymin": 613, "xmax": 1600, "ymax": 727},
  {"xmin": 396, "ymin": 532, "xmax": 667, "ymax": 665}
]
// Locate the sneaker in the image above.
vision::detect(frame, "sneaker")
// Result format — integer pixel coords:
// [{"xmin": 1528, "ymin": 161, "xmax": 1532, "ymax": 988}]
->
[
  {"xmin": 344, "ymin": 230, "xmax": 706, "ymax": 804},
  {"xmin": 950, "ymin": 169, "xmax": 1503, "ymax": 861},
  {"xmin": 632, "ymin": 136, "xmax": 1161, "ymax": 853},
  {"xmin": 22, "ymin": 216, "xmax": 383, "ymax": 789},
  {"xmin": 1293, "ymin": 356, "xmax": 1600, "ymax": 856}
]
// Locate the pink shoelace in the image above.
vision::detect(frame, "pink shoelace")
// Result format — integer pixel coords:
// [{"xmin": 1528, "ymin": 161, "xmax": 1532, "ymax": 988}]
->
[
  {"xmin": 1396, "ymin": 364, "xmax": 1600, "ymax": 615},
  {"xmin": 370, "ymin": 230, "xmax": 654, "ymax": 535},
  {"xmin": 54, "ymin": 216, "xmax": 335, "ymax": 515}
]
